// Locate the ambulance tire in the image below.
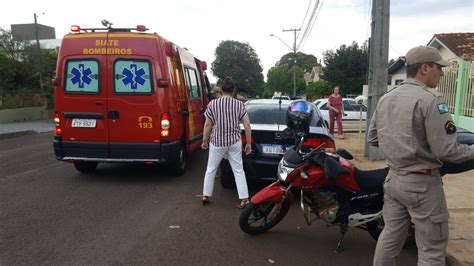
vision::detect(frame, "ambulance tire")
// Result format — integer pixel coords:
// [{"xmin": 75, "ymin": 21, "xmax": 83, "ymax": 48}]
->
[
  {"xmin": 171, "ymin": 144, "xmax": 187, "ymax": 176},
  {"xmin": 74, "ymin": 162, "xmax": 99, "ymax": 173}
]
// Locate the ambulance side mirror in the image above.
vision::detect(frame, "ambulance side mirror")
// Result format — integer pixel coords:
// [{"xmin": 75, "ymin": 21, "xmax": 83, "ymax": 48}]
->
[{"xmin": 157, "ymin": 78, "xmax": 170, "ymax": 88}]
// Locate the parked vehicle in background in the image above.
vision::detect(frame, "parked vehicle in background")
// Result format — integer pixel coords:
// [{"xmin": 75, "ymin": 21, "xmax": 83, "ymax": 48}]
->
[
  {"xmin": 52, "ymin": 22, "xmax": 211, "ymax": 175},
  {"xmin": 313, "ymin": 98, "xmax": 367, "ymax": 132},
  {"xmin": 272, "ymin": 95, "xmax": 291, "ymax": 100},
  {"xmin": 220, "ymin": 99, "xmax": 335, "ymax": 188}
]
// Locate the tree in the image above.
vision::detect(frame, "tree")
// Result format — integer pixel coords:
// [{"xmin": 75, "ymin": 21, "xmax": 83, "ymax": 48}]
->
[
  {"xmin": 0, "ymin": 28, "xmax": 28, "ymax": 61},
  {"xmin": 266, "ymin": 65, "xmax": 306, "ymax": 96},
  {"xmin": 277, "ymin": 52, "xmax": 319, "ymax": 72},
  {"xmin": 265, "ymin": 52, "xmax": 319, "ymax": 97},
  {"xmin": 322, "ymin": 41, "xmax": 368, "ymax": 96},
  {"xmin": 211, "ymin": 40, "xmax": 264, "ymax": 96},
  {"xmin": 306, "ymin": 80, "xmax": 331, "ymax": 101}
]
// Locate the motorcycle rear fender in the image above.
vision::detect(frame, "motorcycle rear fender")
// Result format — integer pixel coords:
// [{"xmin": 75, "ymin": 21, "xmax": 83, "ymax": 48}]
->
[{"xmin": 250, "ymin": 182, "xmax": 293, "ymax": 205}]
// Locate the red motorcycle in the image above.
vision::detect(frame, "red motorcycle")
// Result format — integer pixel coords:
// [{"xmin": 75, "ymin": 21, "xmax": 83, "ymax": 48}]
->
[{"xmin": 239, "ymin": 131, "xmax": 413, "ymax": 252}]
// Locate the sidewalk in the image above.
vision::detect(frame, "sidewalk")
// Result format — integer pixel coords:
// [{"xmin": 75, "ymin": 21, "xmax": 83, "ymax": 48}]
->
[
  {"xmin": 335, "ymin": 133, "xmax": 474, "ymax": 266},
  {"xmin": 0, "ymin": 119, "xmax": 54, "ymax": 138}
]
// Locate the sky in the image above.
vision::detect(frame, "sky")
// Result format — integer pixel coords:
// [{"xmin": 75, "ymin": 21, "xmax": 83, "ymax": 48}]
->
[{"xmin": 1, "ymin": 0, "xmax": 473, "ymax": 83}]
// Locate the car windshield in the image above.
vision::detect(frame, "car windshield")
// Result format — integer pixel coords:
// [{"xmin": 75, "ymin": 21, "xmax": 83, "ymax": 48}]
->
[
  {"xmin": 246, "ymin": 103, "xmax": 322, "ymax": 126},
  {"xmin": 247, "ymin": 104, "xmax": 288, "ymax": 124}
]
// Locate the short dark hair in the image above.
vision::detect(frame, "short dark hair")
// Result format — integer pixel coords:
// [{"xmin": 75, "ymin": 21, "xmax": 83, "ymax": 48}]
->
[
  {"xmin": 406, "ymin": 62, "xmax": 434, "ymax": 78},
  {"xmin": 221, "ymin": 77, "xmax": 235, "ymax": 93}
]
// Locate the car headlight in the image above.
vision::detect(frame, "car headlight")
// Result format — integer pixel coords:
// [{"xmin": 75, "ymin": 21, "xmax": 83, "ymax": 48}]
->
[{"xmin": 277, "ymin": 159, "xmax": 295, "ymax": 182}]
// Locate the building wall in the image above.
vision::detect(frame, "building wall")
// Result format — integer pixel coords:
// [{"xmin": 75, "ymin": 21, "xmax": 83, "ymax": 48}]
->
[
  {"xmin": 390, "ymin": 67, "xmax": 406, "ymax": 85},
  {"xmin": 11, "ymin": 23, "xmax": 56, "ymax": 40}
]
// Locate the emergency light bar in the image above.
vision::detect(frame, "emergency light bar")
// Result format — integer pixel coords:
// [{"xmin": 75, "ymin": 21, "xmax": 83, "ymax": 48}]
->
[{"xmin": 70, "ymin": 25, "xmax": 149, "ymax": 33}]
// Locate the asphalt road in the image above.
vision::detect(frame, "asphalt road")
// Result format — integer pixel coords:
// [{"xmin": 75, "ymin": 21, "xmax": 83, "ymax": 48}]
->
[{"xmin": 0, "ymin": 132, "xmax": 418, "ymax": 265}]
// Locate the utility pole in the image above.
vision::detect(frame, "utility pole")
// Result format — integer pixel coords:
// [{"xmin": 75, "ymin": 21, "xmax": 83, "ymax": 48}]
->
[
  {"xmin": 34, "ymin": 13, "xmax": 44, "ymax": 90},
  {"xmin": 282, "ymin": 28, "xmax": 300, "ymax": 97},
  {"xmin": 365, "ymin": 0, "xmax": 390, "ymax": 160}
]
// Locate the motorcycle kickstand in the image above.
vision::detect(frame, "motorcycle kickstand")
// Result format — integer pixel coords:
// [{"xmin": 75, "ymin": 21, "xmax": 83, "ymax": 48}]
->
[{"xmin": 334, "ymin": 225, "xmax": 348, "ymax": 253}]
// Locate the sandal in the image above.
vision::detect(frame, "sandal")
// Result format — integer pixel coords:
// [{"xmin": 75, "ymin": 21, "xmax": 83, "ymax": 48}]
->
[
  {"xmin": 237, "ymin": 199, "xmax": 250, "ymax": 209},
  {"xmin": 202, "ymin": 196, "xmax": 210, "ymax": 206}
]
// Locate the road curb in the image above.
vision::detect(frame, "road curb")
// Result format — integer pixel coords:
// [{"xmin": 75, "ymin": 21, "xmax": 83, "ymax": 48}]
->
[{"xmin": 0, "ymin": 130, "xmax": 37, "ymax": 139}]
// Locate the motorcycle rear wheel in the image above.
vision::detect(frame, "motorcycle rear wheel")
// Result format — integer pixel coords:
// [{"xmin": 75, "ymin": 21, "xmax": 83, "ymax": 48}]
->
[{"xmin": 239, "ymin": 200, "xmax": 290, "ymax": 235}]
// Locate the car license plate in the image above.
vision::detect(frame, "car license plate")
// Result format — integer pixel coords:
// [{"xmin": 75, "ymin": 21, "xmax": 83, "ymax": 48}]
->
[
  {"xmin": 262, "ymin": 144, "xmax": 289, "ymax": 155},
  {"xmin": 71, "ymin": 119, "xmax": 96, "ymax": 128}
]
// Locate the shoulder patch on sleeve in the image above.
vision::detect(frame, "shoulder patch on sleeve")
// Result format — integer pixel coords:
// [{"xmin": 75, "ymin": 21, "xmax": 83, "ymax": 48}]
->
[
  {"xmin": 437, "ymin": 103, "xmax": 449, "ymax": 114},
  {"xmin": 444, "ymin": 120, "xmax": 456, "ymax": 134}
]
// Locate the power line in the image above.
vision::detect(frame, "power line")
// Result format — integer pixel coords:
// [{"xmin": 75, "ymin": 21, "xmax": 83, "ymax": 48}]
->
[
  {"xmin": 298, "ymin": 0, "xmax": 324, "ymax": 51},
  {"xmin": 296, "ymin": 0, "xmax": 319, "ymax": 49},
  {"xmin": 297, "ymin": 0, "xmax": 313, "ymax": 40}
]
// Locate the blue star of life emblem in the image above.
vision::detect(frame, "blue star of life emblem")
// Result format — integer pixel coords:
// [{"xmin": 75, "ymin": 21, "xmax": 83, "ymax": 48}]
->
[
  {"xmin": 71, "ymin": 64, "xmax": 92, "ymax": 88},
  {"xmin": 122, "ymin": 64, "xmax": 146, "ymax": 90}
]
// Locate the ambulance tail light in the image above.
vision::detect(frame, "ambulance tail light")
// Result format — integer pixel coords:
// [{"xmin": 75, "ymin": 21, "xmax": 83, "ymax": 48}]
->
[
  {"xmin": 70, "ymin": 25, "xmax": 81, "ymax": 33},
  {"xmin": 51, "ymin": 77, "xmax": 61, "ymax": 86},
  {"xmin": 54, "ymin": 113, "xmax": 62, "ymax": 135},
  {"xmin": 161, "ymin": 113, "xmax": 171, "ymax": 138}
]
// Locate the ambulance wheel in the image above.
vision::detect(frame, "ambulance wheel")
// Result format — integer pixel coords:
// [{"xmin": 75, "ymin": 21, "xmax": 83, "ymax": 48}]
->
[
  {"xmin": 74, "ymin": 162, "xmax": 98, "ymax": 173},
  {"xmin": 171, "ymin": 146, "xmax": 187, "ymax": 176}
]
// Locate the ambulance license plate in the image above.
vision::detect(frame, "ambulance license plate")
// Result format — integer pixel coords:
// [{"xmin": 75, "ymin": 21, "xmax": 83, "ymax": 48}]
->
[
  {"xmin": 262, "ymin": 144, "xmax": 289, "ymax": 155},
  {"xmin": 72, "ymin": 119, "xmax": 96, "ymax": 128}
]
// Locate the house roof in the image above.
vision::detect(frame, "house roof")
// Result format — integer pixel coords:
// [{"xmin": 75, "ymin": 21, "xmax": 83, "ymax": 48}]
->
[
  {"xmin": 428, "ymin": 33, "xmax": 474, "ymax": 61},
  {"xmin": 388, "ymin": 57, "xmax": 405, "ymax": 74}
]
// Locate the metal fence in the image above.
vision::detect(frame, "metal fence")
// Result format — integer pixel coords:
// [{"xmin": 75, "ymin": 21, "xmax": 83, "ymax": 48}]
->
[
  {"xmin": 437, "ymin": 60, "xmax": 474, "ymax": 118},
  {"xmin": 438, "ymin": 62, "xmax": 458, "ymax": 113},
  {"xmin": 463, "ymin": 62, "xmax": 474, "ymax": 117}
]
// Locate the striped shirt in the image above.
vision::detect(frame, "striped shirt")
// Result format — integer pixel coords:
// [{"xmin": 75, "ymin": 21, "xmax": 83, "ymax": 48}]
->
[{"xmin": 204, "ymin": 97, "xmax": 247, "ymax": 147}]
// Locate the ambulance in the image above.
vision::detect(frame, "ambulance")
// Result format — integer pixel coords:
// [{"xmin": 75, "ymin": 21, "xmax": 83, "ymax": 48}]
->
[{"xmin": 52, "ymin": 22, "xmax": 211, "ymax": 175}]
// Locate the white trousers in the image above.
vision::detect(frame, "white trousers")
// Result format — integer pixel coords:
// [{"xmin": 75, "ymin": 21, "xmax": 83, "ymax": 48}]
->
[{"xmin": 202, "ymin": 140, "xmax": 249, "ymax": 199}]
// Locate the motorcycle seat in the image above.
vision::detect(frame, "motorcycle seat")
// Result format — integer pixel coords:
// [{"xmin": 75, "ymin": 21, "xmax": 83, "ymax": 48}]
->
[{"xmin": 354, "ymin": 167, "xmax": 389, "ymax": 193}]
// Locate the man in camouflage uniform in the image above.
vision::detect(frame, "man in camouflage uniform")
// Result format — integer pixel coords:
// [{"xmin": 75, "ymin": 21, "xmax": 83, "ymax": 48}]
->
[{"xmin": 368, "ymin": 46, "xmax": 474, "ymax": 266}]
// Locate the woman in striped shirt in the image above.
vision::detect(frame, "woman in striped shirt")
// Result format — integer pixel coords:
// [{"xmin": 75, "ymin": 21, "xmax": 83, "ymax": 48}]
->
[{"xmin": 201, "ymin": 77, "xmax": 252, "ymax": 208}]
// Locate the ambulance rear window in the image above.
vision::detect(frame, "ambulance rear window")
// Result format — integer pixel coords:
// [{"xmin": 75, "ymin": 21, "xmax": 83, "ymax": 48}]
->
[
  {"xmin": 114, "ymin": 60, "xmax": 153, "ymax": 94},
  {"xmin": 65, "ymin": 60, "xmax": 100, "ymax": 93}
]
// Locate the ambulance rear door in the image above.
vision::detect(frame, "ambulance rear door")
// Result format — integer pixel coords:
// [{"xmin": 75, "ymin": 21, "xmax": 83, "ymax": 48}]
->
[
  {"xmin": 105, "ymin": 34, "xmax": 164, "ymax": 160},
  {"xmin": 59, "ymin": 35, "xmax": 110, "ymax": 158}
]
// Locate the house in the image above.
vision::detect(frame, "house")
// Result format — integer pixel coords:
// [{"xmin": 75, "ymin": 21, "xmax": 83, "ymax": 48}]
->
[
  {"xmin": 304, "ymin": 65, "xmax": 323, "ymax": 85},
  {"xmin": 427, "ymin": 33, "xmax": 474, "ymax": 62},
  {"xmin": 387, "ymin": 32, "xmax": 474, "ymax": 85},
  {"xmin": 388, "ymin": 57, "xmax": 406, "ymax": 85}
]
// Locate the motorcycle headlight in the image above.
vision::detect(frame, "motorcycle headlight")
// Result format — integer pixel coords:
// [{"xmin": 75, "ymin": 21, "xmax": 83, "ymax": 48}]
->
[{"xmin": 277, "ymin": 159, "xmax": 295, "ymax": 182}]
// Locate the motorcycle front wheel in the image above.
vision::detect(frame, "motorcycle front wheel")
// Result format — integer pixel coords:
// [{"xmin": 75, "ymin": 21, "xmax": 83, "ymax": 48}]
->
[{"xmin": 239, "ymin": 200, "xmax": 290, "ymax": 235}]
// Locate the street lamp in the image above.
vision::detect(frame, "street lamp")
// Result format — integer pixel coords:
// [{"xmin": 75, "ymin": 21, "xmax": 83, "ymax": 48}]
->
[{"xmin": 270, "ymin": 28, "xmax": 300, "ymax": 97}]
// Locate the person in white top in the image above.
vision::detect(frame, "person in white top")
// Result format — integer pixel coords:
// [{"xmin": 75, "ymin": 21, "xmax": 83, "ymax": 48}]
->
[{"xmin": 201, "ymin": 77, "xmax": 252, "ymax": 208}]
